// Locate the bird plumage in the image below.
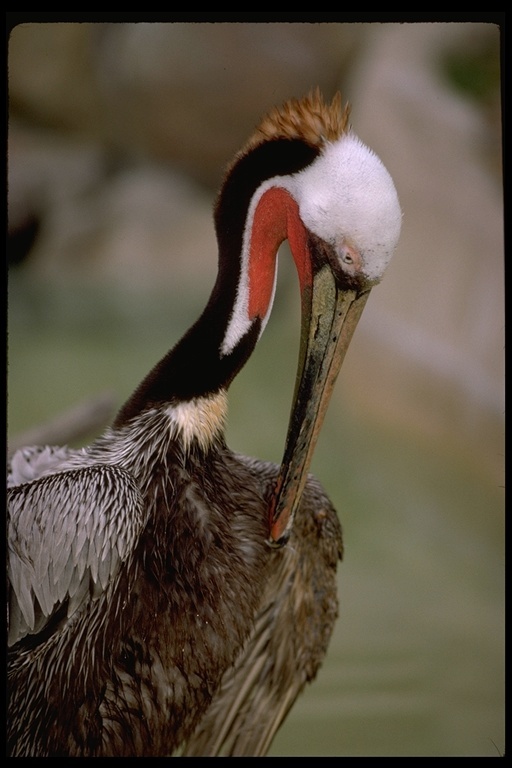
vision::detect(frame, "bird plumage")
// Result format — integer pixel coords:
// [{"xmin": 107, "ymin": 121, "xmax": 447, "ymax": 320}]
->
[
  {"xmin": 8, "ymin": 412, "xmax": 338, "ymax": 756},
  {"xmin": 182, "ymin": 456, "xmax": 342, "ymax": 757},
  {"xmin": 8, "ymin": 411, "xmax": 270, "ymax": 755},
  {"xmin": 7, "ymin": 90, "xmax": 401, "ymax": 756}
]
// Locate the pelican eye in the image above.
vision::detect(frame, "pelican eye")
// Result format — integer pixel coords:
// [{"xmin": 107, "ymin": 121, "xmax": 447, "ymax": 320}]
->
[{"xmin": 337, "ymin": 242, "xmax": 362, "ymax": 276}]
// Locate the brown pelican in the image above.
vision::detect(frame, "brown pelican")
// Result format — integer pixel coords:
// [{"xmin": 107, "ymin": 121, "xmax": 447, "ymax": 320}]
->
[{"xmin": 7, "ymin": 91, "xmax": 401, "ymax": 756}]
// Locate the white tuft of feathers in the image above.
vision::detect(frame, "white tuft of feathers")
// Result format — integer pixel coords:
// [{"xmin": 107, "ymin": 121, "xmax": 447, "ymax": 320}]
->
[{"xmin": 287, "ymin": 133, "xmax": 402, "ymax": 282}]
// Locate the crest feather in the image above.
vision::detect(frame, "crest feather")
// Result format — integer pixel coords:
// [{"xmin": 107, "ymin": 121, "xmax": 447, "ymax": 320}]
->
[{"xmin": 245, "ymin": 89, "xmax": 350, "ymax": 152}]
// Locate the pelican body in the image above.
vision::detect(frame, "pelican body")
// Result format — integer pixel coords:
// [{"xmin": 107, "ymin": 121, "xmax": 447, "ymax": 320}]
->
[{"xmin": 7, "ymin": 92, "xmax": 401, "ymax": 756}]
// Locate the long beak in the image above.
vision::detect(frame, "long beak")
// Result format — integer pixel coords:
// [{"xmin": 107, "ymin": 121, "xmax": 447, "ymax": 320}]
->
[{"xmin": 268, "ymin": 265, "xmax": 370, "ymax": 546}]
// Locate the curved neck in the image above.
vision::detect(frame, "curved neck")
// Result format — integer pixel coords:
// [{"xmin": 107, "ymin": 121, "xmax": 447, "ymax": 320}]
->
[{"xmin": 114, "ymin": 139, "xmax": 318, "ymax": 428}]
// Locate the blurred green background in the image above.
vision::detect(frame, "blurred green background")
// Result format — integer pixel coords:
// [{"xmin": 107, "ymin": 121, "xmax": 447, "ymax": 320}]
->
[{"xmin": 7, "ymin": 20, "xmax": 504, "ymax": 757}]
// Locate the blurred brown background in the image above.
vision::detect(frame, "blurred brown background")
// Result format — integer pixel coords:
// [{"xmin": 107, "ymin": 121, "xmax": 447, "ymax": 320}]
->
[{"xmin": 7, "ymin": 20, "xmax": 504, "ymax": 757}]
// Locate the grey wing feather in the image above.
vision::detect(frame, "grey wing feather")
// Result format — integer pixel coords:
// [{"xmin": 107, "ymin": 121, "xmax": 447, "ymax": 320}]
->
[
  {"xmin": 7, "ymin": 444, "xmax": 77, "ymax": 487},
  {"xmin": 7, "ymin": 463, "xmax": 145, "ymax": 647}
]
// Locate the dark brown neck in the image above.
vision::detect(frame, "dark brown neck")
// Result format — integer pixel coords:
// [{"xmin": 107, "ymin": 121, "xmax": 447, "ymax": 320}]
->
[{"xmin": 114, "ymin": 138, "xmax": 319, "ymax": 429}]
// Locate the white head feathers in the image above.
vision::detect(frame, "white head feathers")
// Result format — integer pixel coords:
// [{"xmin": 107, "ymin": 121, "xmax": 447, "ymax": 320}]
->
[{"xmin": 285, "ymin": 132, "xmax": 402, "ymax": 282}]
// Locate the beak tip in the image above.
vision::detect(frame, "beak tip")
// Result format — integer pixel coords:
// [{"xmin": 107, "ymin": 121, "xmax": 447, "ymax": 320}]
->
[{"xmin": 267, "ymin": 529, "xmax": 290, "ymax": 549}]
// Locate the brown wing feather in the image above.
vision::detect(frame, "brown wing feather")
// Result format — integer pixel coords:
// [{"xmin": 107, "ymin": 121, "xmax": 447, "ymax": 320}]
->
[{"xmin": 182, "ymin": 456, "xmax": 343, "ymax": 756}]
